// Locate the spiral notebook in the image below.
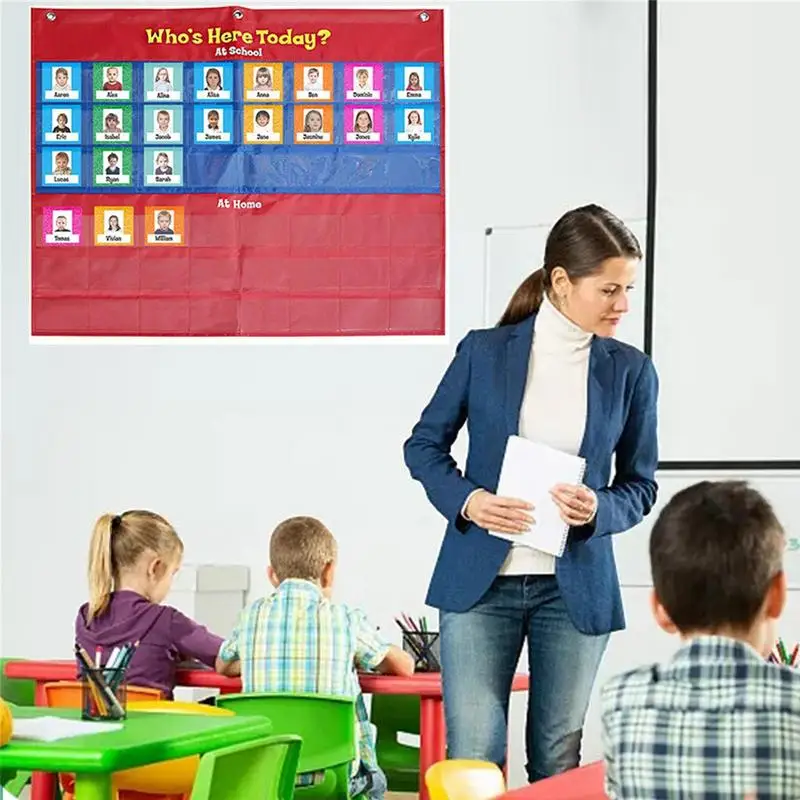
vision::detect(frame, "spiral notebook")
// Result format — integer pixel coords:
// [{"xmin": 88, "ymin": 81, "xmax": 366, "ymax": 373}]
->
[{"xmin": 490, "ymin": 435, "xmax": 587, "ymax": 557}]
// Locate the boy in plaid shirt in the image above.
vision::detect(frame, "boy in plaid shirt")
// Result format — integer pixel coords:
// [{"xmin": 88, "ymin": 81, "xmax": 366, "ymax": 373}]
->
[
  {"xmin": 601, "ymin": 480, "xmax": 800, "ymax": 799},
  {"xmin": 218, "ymin": 516, "xmax": 414, "ymax": 799}
]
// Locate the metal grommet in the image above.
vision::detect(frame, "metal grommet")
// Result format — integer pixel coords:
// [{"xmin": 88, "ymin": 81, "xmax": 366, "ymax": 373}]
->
[
  {"xmin": 419, "ymin": 11, "xmax": 430, "ymax": 22},
  {"xmin": 46, "ymin": 10, "xmax": 56, "ymax": 21},
  {"xmin": 232, "ymin": 8, "xmax": 244, "ymax": 19}
]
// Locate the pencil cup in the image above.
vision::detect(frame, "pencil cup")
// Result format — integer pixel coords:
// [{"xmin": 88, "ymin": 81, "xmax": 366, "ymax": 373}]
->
[
  {"xmin": 81, "ymin": 667, "xmax": 127, "ymax": 721},
  {"xmin": 403, "ymin": 631, "xmax": 441, "ymax": 672}
]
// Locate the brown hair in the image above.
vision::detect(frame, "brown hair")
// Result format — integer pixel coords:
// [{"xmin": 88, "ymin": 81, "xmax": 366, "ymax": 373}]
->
[
  {"xmin": 87, "ymin": 510, "xmax": 182, "ymax": 622},
  {"xmin": 269, "ymin": 516, "xmax": 337, "ymax": 582},
  {"xmin": 650, "ymin": 481, "xmax": 785, "ymax": 633},
  {"xmin": 498, "ymin": 204, "xmax": 642, "ymax": 327}
]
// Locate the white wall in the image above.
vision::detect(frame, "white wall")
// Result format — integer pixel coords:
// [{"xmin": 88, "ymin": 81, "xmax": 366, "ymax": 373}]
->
[{"xmin": 2, "ymin": 0, "xmax": 655, "ymax": 787}]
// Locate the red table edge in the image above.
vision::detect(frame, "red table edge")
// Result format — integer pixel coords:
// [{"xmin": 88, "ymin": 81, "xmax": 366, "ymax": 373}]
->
[{"xmin": 499, "ymin": 761, "xmax": 606, "ymax": 800}]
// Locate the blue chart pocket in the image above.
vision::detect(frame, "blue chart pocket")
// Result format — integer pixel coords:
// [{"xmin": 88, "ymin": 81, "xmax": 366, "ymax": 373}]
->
[
  {"xmin": 393, "ymin": 103, "xmax": 439, "ymax": 146},
  {"xmin": 41, "ymin": 104, "xmax": 83, "ymax": 145},
  {"xmin": 40, "ymin": 62, "xmax": 83, "ymax": 103}
]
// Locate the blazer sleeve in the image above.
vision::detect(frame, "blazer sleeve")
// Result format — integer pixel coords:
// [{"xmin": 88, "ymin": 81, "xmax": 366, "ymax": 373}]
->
[
  {"xmin": 587, "ymin": 356, "xmax": 659, "ymax": 538},
  {"xmin": 403, "ymin": 331, "xmax": 480, "ymax": 528}
]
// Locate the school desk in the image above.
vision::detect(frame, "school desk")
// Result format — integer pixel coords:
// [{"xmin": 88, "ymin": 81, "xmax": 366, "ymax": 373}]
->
[
  {"xmin": 0, "ymin": 705, "xmax": 272, "ymax": 800},
  {"xmin": 4, "ymin": 660, "xmax": 529, "ymax": 800},
  {"xmin": 500, "ymin": 761, "xmax": 606, "ymax": 800}
]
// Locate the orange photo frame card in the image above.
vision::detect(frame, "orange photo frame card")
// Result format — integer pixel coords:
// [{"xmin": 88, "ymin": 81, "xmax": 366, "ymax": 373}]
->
[
  {"xmin": 145, "ymin": 205, "xmax": 185, "ymax": 245},
  {"xmin": 243, "ymin": 62, "xmax": 283, "ymax": 102},
  {"xmin": 294, "ymin": 63, "xmax": 332, "ymax": 101},
  {"xmin": 244, "ymin": 105, "xmax": 284, "ymax": 144},
  {"xmin": 294, "ymin": 106, "xmax": 333, "ymax": 144},
  {"xmin": 94, "ymin": 205, "xmax": 134, "ymax": 245}
]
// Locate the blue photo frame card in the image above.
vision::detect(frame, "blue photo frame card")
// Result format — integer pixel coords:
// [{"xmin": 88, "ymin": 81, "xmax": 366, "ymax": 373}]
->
[
  {"xmin": 41, "ymin": 62, "xmax": 82, "ymax": 102},
  {"xmin": 394, "ymin": 63, "xmax": 436, "ymax": 101},
  {"xmin": 42, "ymin": 104, "xmax": 82, "ymax": 145},
  {"xmin": 40, "ymin": 147, "xmax": 82, "ymax": 187},
  {"xmin": 193, "ymin": 63, "xmax": 233, "ymax": 101}
]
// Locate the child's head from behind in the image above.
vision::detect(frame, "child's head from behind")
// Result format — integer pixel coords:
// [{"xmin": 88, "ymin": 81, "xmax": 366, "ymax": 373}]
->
[
  {"xmin": 88, "ymin": 510, "xmax": 183, "ymax": 622},
  {"xmin": 650, "ymin": 480, "xmax": 785, "ymax": 655},
  {"xmin": 268, "ymin": 516, "xmax": 337, "ymax": 596}
]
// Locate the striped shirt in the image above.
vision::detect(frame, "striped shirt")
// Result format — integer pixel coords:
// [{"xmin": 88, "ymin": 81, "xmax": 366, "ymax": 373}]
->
[
  {"xmin": 219, "ymin": 579, "xmax": 390, "ymax": 772},
  {"xmin": 602, "ymin": 636, "xmax": 800, "ymax": 799}
]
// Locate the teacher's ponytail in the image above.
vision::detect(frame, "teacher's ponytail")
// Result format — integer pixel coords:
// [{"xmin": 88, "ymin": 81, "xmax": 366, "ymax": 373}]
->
[{"xmin": 497, "ymin": 268, "xmax": 547, "ymax": 327}]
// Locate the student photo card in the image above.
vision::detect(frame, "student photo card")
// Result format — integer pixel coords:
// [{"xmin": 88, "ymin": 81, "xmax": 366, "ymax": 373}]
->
[
  {"xmin": 294, "ymin": 105, "xmax": 333, "ymax": 144},
  {"xmin": 194, "ymin": 63, "xmax": 233, "ymax": 101},
  {"xmin": 43, "ymin": 206, "xmax": 82, "ymax": 245},
  {"xmin": 294, "ymin": 64, "xmax": 332, "ymax": 101},
  {"xmin": 41, "ymin": 62, "xmax": 81, "ymax": 102},
  {"xmin": 345, "ymin": 63, "xmax": 383, "ymax": 101},
  {"xmin": 194, "ymin": 106, "xmax": 232, "ymax": 143},
  {"xmin": 145, "ymin": 106, "xmax": 183, "ymax": 144},
  {"xmin": 93, "ymin": 106, "xmax": 132, "ymax": 144},
  {"xmin": 144, "ymin": 147, "xmax": 184, "ymax": 186},
  {"xmin": 94, "ymin": 205, "xmax": 134, "ymax": 245},
  {"xmin": 145, "ymin": 63, "xmax": 183, "ymax": 102},
  {"xmin": 146, "ymin": 206, "xmax": 185, "ymax": 245},
  {"xmin": 41, "ymin": 147, "xmax": 81, "ymax": 186},
  {"xmin": 244, "ymin": 106, "xmax": 284, "ymax": 144},
  {"xmin": 244, "ymin": 62, "xmax": 283, "ymax": 101},
  {"xmin": 394, "ymin": 62, "xmax": 435, "ymax": 101},
  {"xmin": 93, "ymin": 147, "xmax": 132, "ymax": 187},
  {"xmin": 42, "ymin": 105, "xmax": 81, "ymax": 144},
  {"xmin": 394, "ymin": 104, "xmax": 435, "ymax": 143},
  {"xmin": 345, "ymin": 106, "xmax": 384, "ymax": 144},
  {"xmin": 93, "ymin": 62, "xmax": 132, "ymax": 101}
]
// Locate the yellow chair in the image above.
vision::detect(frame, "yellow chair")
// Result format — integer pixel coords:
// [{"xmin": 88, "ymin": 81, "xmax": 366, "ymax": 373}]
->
[{"xmin": 425, "ymin": 760, "xmax": 506, "ymax": 800}]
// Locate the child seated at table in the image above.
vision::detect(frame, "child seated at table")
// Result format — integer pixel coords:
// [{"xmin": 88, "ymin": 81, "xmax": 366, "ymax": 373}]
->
[
  {"xmin": 601, "ymin": 480, "xmax": 800, "ymax": 798},
  {"xmin": 75, "ymin": 510, "xmax": 233, "ymax": 698},
  {"xmin": 217, "ymin": 516, "xmax": 414, "ymax": 800}
]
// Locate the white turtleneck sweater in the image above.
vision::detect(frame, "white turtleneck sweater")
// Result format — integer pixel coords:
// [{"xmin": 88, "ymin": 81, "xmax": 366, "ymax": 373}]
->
[{"xmin": 498, "ymin": 294, "xmax": 592, "ymax": 575}]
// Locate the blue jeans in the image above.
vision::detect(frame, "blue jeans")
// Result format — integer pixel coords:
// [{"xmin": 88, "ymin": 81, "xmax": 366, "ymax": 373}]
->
[{"xmin": 440, "ymin": 575, "xmax": 609, "ymax": 783}]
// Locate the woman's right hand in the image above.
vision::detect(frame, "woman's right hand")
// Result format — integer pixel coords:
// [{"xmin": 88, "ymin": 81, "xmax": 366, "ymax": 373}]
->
[{"xmin": 465, "ymin": 489, "xmax": 534, "ymax": 533}]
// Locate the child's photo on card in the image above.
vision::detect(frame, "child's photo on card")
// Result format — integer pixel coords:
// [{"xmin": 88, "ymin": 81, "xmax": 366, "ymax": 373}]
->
[
  {"xmin": 146, "ymin": 206, "xmax": 184, "ymax": 245},
  {"xmin": 95, "ymin": 206, "xmax": 134, "ymax": 245},
  {"xmin": 94, "ymin": 106, "xmax": 131, "ymax": 143},
  {"xmin": 395, "ymin": 105, "xmax": 434, "ymax": 143},
  {"xmin": 194, "ymin": 64, "xmax": 232, "ymax": 101},
  {"xmin": 395, "ymin": 63, "xmax": 434, "ymax": 101},
  {"xmin": 43, "ymin": 106, "xmax": 80, "ymax": 144},
  {"xmin": 43, "ymin": 207, "xmax": 81, "ymax": 245},
  {"xmin": 41, "ymin": 148, "xmax": 80, "ymax": 186},
  {"xmin": 294, "ymin": 64, "xmax": 332, "ymax": 101},
  {"xmin": 93, "ymin": 63, "xmax": 132, "ymax": 101},
  {"xmin": 42, "ymin": 63, "xmax": 80, "ymax": 101},
  {"xmin": 345, "ymin": 64, "xmax": 383, "ymax": 101},
  {"xmin": 146, "ymin": 64, "xmax": 183, "ymax": 102},
  {"xmin": 93, "ymin": 148, "xmax": 132, "ymax": 187},
  {"xmin": 245, "ymin": 63, "xmax": 282, "ymax": 101},
  {"xmin": 145, "ymin": 148, "xmax": 183, "ymax": 186},
  {"xmin": 145, "ymin": 106, "xmax": 183, "ymax": 144},
  {"xmin": 244, "ymin": 107, "xmax": 283, "ymax": 144},
  {"xmin": 345, "ymin": 106, "xmax": 383, "ymax": 144},
  {"xmin": 294, "ymin": 106, "xmax": 332, "ymax": 143},
  {"xmin": 194, "ymin": 107, "xmax": 231, "ymax": 143}
]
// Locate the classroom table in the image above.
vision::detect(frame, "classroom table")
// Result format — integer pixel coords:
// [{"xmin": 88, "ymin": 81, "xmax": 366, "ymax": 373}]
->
[
  {"xmin": 500, "ymin": 761, "xmax": 606, "ymax": 800},
  {"xmin": 0, "ymin": 704, "xmax": 272, "ymax": 800},
  {"xmin": 4, "ymin": 659, "xmax": 529, "ymax": 800}
]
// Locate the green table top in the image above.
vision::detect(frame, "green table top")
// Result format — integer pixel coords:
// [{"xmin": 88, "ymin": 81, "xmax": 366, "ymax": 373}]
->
[{"xmin": 0, "ymin": 705, "xmax": 272, "ymax": 773}]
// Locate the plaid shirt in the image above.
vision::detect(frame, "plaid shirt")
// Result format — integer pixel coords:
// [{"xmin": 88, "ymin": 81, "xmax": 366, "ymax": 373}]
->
[
  {"xmin": 601, "ymin": 635, "xmax": 800, "ymax": 799},
  {"xmin": 220, "ymin": 579, "xmax": 389, "ymax": 774}
]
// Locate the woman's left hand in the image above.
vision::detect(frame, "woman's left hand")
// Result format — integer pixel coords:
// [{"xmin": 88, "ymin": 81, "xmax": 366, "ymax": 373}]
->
[{"xmin": 550, "ymin": 484, "xmax": 597, "ymax": 527}]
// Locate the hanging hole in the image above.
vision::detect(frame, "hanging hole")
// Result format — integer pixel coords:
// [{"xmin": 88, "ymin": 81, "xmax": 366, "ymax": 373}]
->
[
  {"xmin": 418, "ymin": 11, "xmax": 430, "ymax": 22},
  {"xmin": 46, "ymin": 10, "xmax": 56, "ymax": 21},
  {"xmin": 232, "ymin": 8, "xmax": 244, "ymax": 19}
]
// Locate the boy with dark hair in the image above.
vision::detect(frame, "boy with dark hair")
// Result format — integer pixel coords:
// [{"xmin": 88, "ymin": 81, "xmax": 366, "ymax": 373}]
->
[
  {"xmin": 601, "ymin": 480, "xmax": 798, "ymax": 798},
  {"xmin": 218, "ymin": 516, "xmax": 414, "ymax": 800}
]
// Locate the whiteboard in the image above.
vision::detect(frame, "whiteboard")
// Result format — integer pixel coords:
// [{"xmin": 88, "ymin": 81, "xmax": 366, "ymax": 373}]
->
[
  {"xmin": 653, "ymin": 2, "xmax": 800, "ymax": 461},
  {"xmin": 483, "ymin": 218, "xmax": 647, "ymax": 351}
]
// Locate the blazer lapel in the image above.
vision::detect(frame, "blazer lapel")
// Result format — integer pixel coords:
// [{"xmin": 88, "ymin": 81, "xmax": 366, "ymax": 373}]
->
[
  {"xmin": 504, "ymin": 315, "xmax": 535, "ymax": 435},
  {"xmin": 579, "ymin": 337, "xmax": 615, "ymax": 459}
]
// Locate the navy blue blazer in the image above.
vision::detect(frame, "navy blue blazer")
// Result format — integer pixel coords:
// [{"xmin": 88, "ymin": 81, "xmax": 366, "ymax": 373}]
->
[{"xmin": 403, "ymin": 313, "xmax": 659, "ymax": 636}]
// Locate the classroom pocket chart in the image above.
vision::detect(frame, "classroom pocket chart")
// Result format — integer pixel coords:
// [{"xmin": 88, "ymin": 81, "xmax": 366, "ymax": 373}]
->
[{"xmin": 32, "ymin": 7, "xmax": 445, "ymax": 337}]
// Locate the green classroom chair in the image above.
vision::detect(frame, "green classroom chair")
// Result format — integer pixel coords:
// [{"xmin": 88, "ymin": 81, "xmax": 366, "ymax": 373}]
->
[
  {"xmin": 0, "ymin": 662, "xmax": 35, "ymax": 798},
  {"xmin": 189, "ymin": 734, "xmax": 302, "ymax": 800},
  {"xmin": 371, "ymin": 694, "xmax": 421, "ymax": 792},
  {"xmin": 216, "ymin": 693, "xmax": 357, "ymax": 800}
]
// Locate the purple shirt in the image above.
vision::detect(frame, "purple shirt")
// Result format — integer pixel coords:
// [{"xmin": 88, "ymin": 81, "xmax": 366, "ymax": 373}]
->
[{"xmin": 75, "ymin": 590, "xmax": 224, "ymax": 697}]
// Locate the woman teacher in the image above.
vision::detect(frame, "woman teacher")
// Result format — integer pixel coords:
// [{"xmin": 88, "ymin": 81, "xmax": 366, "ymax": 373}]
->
[{"xmin": 403, "ymin": 205, "xmax": 659, "ymax": 782}]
